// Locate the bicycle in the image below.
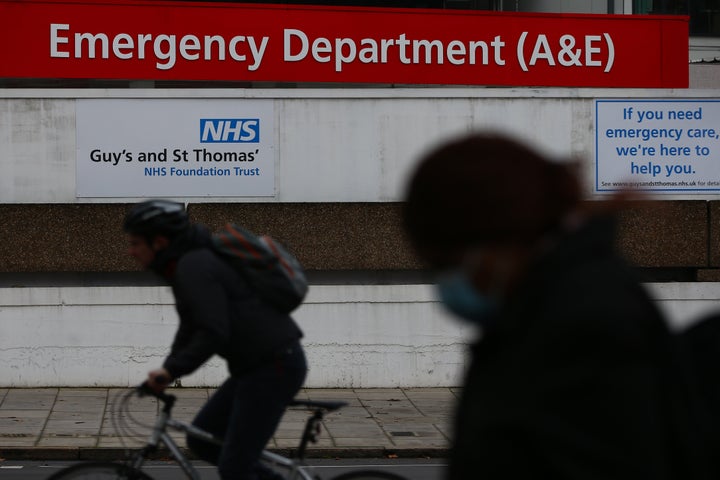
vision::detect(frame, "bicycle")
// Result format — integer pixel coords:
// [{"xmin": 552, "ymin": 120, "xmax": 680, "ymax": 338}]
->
[{"xmin": 47, "ymin": 384, "xmax": 409, "ymax": 480}]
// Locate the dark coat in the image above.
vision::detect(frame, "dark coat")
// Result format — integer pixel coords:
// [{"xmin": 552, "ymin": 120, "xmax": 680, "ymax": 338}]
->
[
  {"xmin": 449, "ymin": 218, "xmax": 682, "ymax": 480},
  {"xmin": 162, "ymin": 247, "xmax": 303, "ymax": 379}
]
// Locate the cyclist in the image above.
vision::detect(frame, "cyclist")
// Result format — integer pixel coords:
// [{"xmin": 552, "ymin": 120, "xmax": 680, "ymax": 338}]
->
[{"xmin": 123, "ymin": 200, "xmax": 307, "ymax": 480}]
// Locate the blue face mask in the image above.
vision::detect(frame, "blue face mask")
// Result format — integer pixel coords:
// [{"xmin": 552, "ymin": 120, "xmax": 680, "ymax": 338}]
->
[{"xmin": 436, "ymin": 270, "xmax": 499, "ymax": 326}]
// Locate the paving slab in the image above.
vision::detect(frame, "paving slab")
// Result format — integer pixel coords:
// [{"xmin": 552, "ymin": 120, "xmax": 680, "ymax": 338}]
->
[{"xmin": 0, "ymin": 387, "xmax": 455, "ymax": 460}]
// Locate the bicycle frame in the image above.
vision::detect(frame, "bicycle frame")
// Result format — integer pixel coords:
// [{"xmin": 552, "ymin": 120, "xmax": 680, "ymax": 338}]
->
[
  {"xmin": 50, "ymin": 387, "xmax": 407, "ymax": 480},
  {"xmin": 261, "ymin": 449, "xmax": 314, "ymax": 480},
  {"xmin": 125, "ymin": 390, "xmax": 318, "ymax": 480}
]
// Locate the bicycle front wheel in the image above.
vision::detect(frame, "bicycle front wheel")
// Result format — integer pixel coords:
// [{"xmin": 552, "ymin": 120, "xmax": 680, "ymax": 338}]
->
[
  {"xmin": 47, "ymin": 462, "xmax": 153, "ymax": 480},
  {"xmin": 331, "ymin": 471, "xmax": 408, "ymax": 480}
]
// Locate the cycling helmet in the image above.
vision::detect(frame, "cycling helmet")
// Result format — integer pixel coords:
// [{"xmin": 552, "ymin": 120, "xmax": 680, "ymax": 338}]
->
[{"xmin": 123, "ymin": 200, "xmax": 189, "ymax": 237}]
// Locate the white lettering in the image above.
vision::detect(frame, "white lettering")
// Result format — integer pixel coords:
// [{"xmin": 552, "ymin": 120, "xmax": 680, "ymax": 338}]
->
[
  {"xmin": 229, "ymin": 36, "xmax": 246, "ymax": 62},
  {"xmin": 335, "ymin": 38, "xmax": 356, "ymax": 72},
  {"xmin": 397, "ymin": 33, "xmax": 411, "ymax": 64},
  {"xmin": 137, "ymin": 34, "xmax": 152, "ymax": 59},
  {"xmin": 75, "ymin": 32, "xmax": 109, "ymax": 59},
  {"xmin": 469, "ymin": 40, "xmax": 488, "ymax": 64},
  {"xmin": 529, "ymin": 34, "xmax": 555, "ymax": 66},
  {"xmin": 491, "ymin": 35, "xmax": 505, "ymax": 65},
  {"xmin": 284, "ymin": 29, "xmax": 308, "ymax": 62},
  {"xmin": 413, "ymin": 39, "xmax": 443, "ymax": 64},
  {"xmin": 154, "ymin": 34, "xmax": 176, "ymax": 70},
  {"xmin": 380, "ymin": 38, "xmax": 394, "ymax": 63},
  {"xmin": 281, "ymin": 29, "xmax": 507, "ymax": 68},
  {"xmin": 113, "ymin": 33, "xmax": 134, "ymax": 59},
  {"xmin": 179, "ymin": 35, "xmax": 201, "ymax": 60},
  {"xmin": 49, "ymin": 24, "xmax": 514, "ymax": 74},
  {"xmin": 312, "ymin": 38, "xmax": 332, "ymax": 63},
  {"xmin": 50, "ymin": 24, "xmax": 69, "ymax": 58},
  {"xmin": 247, "ymin": 37, "xmax": 268, "ymax": 71},
  {"xmin": 447, "ymin": 40, "xmax": 466, "ymax": 65},
  {"xmin": 223, "ymin": 120, "xmax": 244, "ymax": 141},
  {"xmin": 585, "ymin": 35, "xmax": 601, "ymax": 66},
  {"xmin": 359, "ymin": 38, "xmax": 379, "ymax": 63},
  {"xmin": 205, "ymin": 35, "xmax": 225, "ymax": 60},
  {"xmin": 50, "ymin": 24, "xmax": 269, "ymax": 71}
]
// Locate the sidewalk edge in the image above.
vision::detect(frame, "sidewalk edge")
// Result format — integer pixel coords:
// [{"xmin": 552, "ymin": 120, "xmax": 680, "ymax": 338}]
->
[{"xmin": 0, "ymin": 446, "xmax": 449, "ymax": 461}]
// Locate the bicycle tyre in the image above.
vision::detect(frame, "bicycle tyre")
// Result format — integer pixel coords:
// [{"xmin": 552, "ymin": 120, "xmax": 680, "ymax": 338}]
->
[
  {"xmin": 46, "ymin": 461, "xmax": 154, "ymax": 480},
  {"xmin": 330, "ymin": 470, "xmax": 409, "ymax": 480}
]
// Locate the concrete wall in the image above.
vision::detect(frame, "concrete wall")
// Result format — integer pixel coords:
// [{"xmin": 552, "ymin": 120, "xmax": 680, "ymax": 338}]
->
[
  {"xmin": 3, "ymin": 88, "xmax": 720, "ymax": 204},
  {"xmin": 3, "ymin": 88, "xmax": 720, "ymax": 387},
  {"xmin": 0, "ymin": 282, "xmax": 716, "ymax": 388},
  {"xmin": 0, "ymin": 284, "xmax": 471, "ymax": 388}
]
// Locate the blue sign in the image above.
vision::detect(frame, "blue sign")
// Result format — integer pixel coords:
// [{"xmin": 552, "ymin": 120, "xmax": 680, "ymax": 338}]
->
[
  {"xmin": 595, "ymin": 99, "xmax": 720, "ymax": 193},
  {"xmin": 200, "ymin": 119, "xmax": 260, "ymax": 143}
]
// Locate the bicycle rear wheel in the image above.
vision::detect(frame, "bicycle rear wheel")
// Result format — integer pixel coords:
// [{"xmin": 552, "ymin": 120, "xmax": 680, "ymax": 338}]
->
[
  {"xmin": 47, "ymin": 462, "xmax": 153, "ymax": 480},
  {"xmin": 330, "ymin": 471, "xmax": 408, "ymax": 480}
]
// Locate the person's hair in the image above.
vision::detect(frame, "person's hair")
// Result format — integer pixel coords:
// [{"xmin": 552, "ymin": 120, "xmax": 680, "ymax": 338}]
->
[
  {"xmin": 123, "ymin": 200, "xmax": 190, "ymax": 239},
  {"xmin": 403, "ymin": 132, "xmax": 581, "ymax": 261}
]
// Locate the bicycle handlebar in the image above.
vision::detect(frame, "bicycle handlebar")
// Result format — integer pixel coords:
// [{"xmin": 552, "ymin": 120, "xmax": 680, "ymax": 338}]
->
[{"xmin": 136, "ymin": 382, "xmax": 176, "ymax": 405}]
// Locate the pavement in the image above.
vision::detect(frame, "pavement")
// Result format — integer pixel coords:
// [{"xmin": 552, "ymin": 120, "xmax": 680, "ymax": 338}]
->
[{"xmin": 0, "ymin": 387, "xmax": 458, "ymax": 460}]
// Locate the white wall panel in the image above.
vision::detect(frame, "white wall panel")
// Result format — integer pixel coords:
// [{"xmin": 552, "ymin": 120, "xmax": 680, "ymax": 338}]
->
[
  {"xmin": 0, "ymin": 282, "xmax": 717, "ymax": 388},
  {"xmin": 2, "ymin": 88, "xmax": 719, "ymax": 203},
  {"xmin": 0, "ymin": 98, "xmax": 76, "ymax": 202},
  {"xmin": 0, "ymin": 284, "xmax": 474, "ymax": 388}
]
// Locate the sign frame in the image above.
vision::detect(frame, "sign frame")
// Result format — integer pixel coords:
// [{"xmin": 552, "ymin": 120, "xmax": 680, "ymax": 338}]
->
[
  {"xmin": 595, "ymin": 99, "xmax": 720, "ymax": 194},
  {"xmin": 75, "ymin": 98, "xmax": 276, "ymax": 198},
  {"xmin": 0, "ymin": 0, "xmax": 689, "ymax": 88}
]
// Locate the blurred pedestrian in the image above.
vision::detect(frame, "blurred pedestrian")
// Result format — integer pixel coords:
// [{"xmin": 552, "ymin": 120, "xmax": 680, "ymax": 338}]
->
[{"xmin": 403, "ymin": 132, "xmax": 684, "ymax": 479}]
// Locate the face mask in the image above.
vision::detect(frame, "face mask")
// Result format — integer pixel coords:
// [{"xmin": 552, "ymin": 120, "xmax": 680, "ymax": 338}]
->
[{"xmin": 436, "ymin": 270, "xmax": 499, "ymax": 326}]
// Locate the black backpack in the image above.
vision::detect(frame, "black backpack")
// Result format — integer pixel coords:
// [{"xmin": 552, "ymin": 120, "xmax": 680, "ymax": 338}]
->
[{"xmin": 212, "ymin": 223, "xmax": 308, "ymax": 313}]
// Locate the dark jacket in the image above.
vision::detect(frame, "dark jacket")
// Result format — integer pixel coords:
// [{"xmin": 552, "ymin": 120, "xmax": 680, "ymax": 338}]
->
[
  {"xmin": 157, "ymin": 228, "xmax": 303, "ymax": 379},
  {"xmin": 449, "ymin": 218, "xmax": 681, "ymax": 480}
]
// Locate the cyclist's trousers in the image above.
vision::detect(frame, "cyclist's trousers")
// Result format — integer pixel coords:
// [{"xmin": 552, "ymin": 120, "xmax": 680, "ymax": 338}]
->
[{"xmin": 188, "ymin": 341, "xmax": 307, "ymax": 480}]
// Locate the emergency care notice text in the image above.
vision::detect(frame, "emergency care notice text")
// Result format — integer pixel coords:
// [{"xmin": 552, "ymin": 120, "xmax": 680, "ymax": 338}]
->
[{"xmin": 595, "ymin": 100, "xmax": 720, "ymax": 192}]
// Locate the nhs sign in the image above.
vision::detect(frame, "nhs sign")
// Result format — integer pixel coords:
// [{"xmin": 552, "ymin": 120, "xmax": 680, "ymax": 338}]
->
[{"xmin": 200, "ymin": 119, "xmax": 260, "ymax": 143}]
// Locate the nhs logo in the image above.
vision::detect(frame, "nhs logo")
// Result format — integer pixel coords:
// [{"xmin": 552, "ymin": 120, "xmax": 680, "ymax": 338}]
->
[{"xmin": 200, "ymin": 119, "xmax": 260, "ymax": 143}]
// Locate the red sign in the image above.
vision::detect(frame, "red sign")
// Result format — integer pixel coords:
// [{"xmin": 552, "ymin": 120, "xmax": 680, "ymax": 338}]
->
[{"xmin": 0, "ymin": 0, "xmax": 688, "ymax": 87}]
